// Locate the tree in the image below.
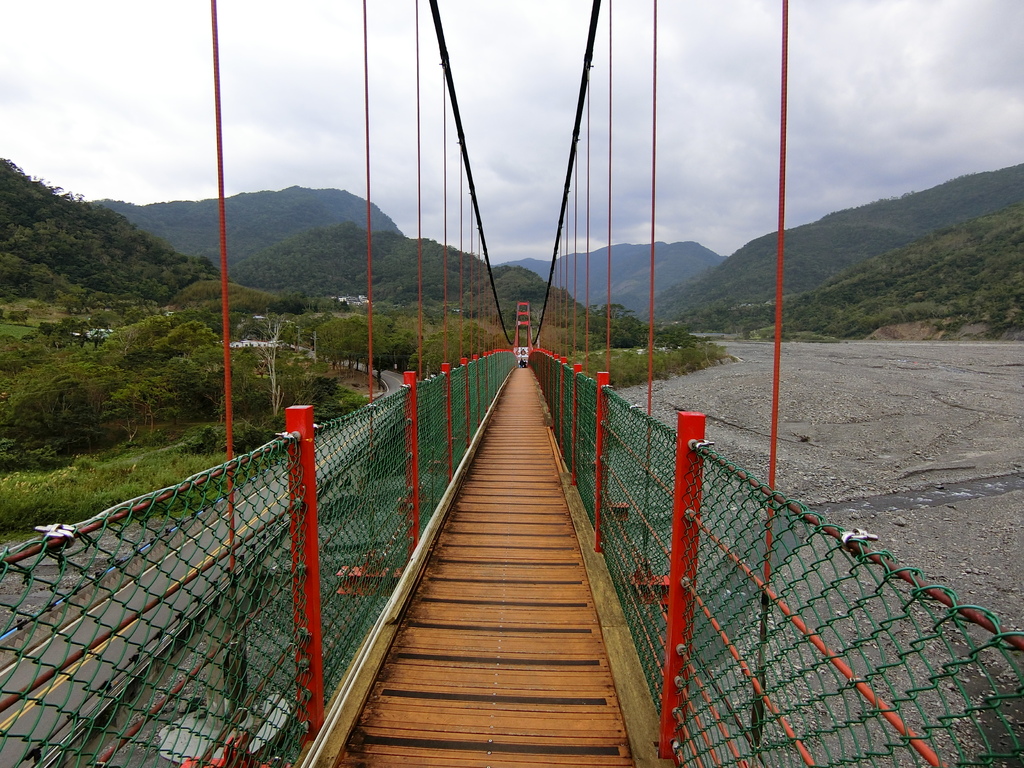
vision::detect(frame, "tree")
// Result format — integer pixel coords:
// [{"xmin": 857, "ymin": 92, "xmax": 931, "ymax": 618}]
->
[
  {"xmin": 1, "ymin": 359, "xmax": 116, "ymax": 450},
  {"xmin": 317, "ymin": 316, "xmax": 369, "ymax": 369},
  {"xmin": 250, "ymin": 315, "xmax": 287, "ymax": 416},
  {"xmin": 110, "ymin": 375, "xmax": 174, "ymax": 440}
]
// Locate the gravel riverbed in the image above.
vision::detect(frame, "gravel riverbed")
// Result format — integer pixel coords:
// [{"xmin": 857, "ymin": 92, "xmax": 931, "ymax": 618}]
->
[{"xmin": 616, "ymin": 340, "xmax": 1024, "ymax": 629}]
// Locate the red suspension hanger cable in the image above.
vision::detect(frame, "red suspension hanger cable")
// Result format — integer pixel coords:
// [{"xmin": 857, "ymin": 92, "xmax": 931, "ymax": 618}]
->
[
  {"xmin": 209, "ymin": 0, "xmax": 234, "ymax": 461},
  {"xmin": 459, "ymin": 156, "xmax": 464, "ymax": 360},
  {"xmin": 415, "ymin": 0, "xmax": 424, "ymax": 378},
  {"xmin": 605, "ymin": 0, "xmax": 613, "ymax": 374},
  {"xmin": 585, "ymin": 87, "xmax": 591, "ymax": 373},
  {"xmin": 646, "ymin": 0, "xmax": 658, "ymax": 416},
  {"xmin": 442, "ymin": 69, "xmax": 449, "ymax": 365},
  {"xmin": 573, "ymin": 160, "xmax": 579, "ymax": 359},
  {"xmin": 768, "ymin": 0, "xmax": 790, "ymax": 490},
  {"xmin": 361, "ymin": 0, "xmax": 374, "ymax": 402}
]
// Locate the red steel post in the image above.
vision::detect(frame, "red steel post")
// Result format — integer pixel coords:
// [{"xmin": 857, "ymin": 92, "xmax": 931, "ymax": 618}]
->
[
  {"xmin": 461, "ymin": 356, "xmax": 470, "ymax": 447},
  {"xmin": 285, "ymin": 405, "xmax": 325, "ymax": 737},
  {"xmin": 571, "ymin": 363, "xmax": 582, "ymax": 485},
  {"xmin": 559, "ymin": 356, "xmax": 569, "ymax": 452},
  {"xmin": 473, "ymin": 353, "xmax": 481, "ymax": 428},
  {"xmin": 404, "ymin": 371, "xmax": 420, "ymax": 552},
  {"xmin": 594, "ymin": 371, "xmax": 610, "ymax": 553},
  {"xmin": 659, "ymin": 410, "xmax": 707, "ymax": 759},
  {"xmin": 441, "ymin": 362, "xmax": 453, "ymax": 479},
  {"xmin": 550, "ymin": 352, "xmax": 557, "ymax": 408}
]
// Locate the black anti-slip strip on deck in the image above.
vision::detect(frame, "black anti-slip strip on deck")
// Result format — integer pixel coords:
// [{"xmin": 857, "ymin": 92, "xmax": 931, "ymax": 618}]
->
[
  {"xmin": 446, "ymin": 531, "xmax": 569, "ymax": 538},
  {"xmin": 395, "ymin": 652, "xmax": 600, "ymax": 666},
  {"xmin": 380, "ymin": 688, "xmax": 608, "ymax": 707},
  {"xmin": 444, "ymin": 544, "xmax": 575, "ymax": 551},
  {"xmin": 406, "ymin": 621, "xmax": 592, "ymax": 634},
  {"xmin": 434, "ymin": 559, "xmax": 579, "ymax": 566},
  {"xmin": 420, "ymin": 597, "xmax": 588, "ymax": 608},
  {"xmin": 426, "ymin": 577, "xmax": 583, "ymax": 585},
  {"xmin": 359, "ymin": 733, "xmax": 621, "ymax": 756},
  {"xmin": 449, "ymin": 519, "xmax": 569, "ymax": 526}
]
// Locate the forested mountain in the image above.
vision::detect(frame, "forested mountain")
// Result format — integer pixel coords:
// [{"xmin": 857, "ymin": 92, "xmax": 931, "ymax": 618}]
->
[
  {"xmin": 0, "ymin": 159, "xmax": 216, "ymax": 304},
  {"xmin": 660, "ymin": 162, "xmax": 1024, "ymax": 326},
  {"xmin": 504, "ymin": 241, "xmax": 723, "ymax": 314},
  {"xmin": 785, "ymin": 201, "xmax": 1024, "ymax": 339},
  {"xmin": 232, "ymin": 221, "xmax": 491, "ymax": 304},
  {"xmin": 97, "ymin": 186, "xmax": 401, "ymax": 266}
]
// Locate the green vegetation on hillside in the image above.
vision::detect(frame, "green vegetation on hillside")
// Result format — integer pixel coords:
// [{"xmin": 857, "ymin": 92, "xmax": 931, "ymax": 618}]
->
[
  {"xmin": 1, "ymin": 159, "xmax": 216, "ymax": 306},
  {"xmin": 98, "ymin": 186, "xmax": 401, "ymax": 265},
  {"xmin": 233, "ymin": 223, "xmax": 471, "ymax": 302},
  {"xmin": 0, "ymin": 305, "xmax": 439, "ymax": 536},
  {"xmin": 174, "ymin": 280, "xmax": 338, "ymax": 316},
  {"xmin": 785, "ymin": 202, "xmax": 1024, "ymax": 338},
  {"xmin": 661, "ymin": 162, "xmax": 1024, "ymax": 326}
]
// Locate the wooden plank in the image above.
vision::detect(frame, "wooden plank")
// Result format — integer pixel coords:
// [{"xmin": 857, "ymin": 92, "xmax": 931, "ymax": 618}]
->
[{"xmin": 335, "ymin": 368, "xmax": 635, "ymax": 767}]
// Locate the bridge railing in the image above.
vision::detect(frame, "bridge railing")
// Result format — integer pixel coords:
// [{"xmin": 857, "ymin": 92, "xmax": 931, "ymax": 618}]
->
[
  {"xmin": 529, "ymin": 348, "xmax": 1023, "ymax": 768},
  {"xmin": 311, "ymin": 351, "xmax": 514, "ymax": 700},
  {"xmin": 0, "ymin": 436, "xmax": 311, "ymax": 768},
  {"xmin": 0, "ymin": 351, "xmax": 515, "ymax": 768}
]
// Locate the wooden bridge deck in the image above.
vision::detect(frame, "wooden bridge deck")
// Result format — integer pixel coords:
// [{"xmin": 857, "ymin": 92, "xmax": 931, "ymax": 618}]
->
[{"xmin": 335, "ymin": 367, "xmax": 634, "ymax": 767}]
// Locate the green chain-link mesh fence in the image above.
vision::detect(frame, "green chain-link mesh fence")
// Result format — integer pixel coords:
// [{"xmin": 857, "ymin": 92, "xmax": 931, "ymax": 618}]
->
[
  {"xmin": 559, "ymin": 363, "xmax": 574, "ymax": 474},
  {"xmin": 468, "ymin": 358, "xmax": 482, "ymax": 435},
  {"xmin": 314, "ymin": 388, "xmax": 412, "ymax": 696},
  {"xmin": 1, "ymin": 352, "xmax": 516, "ymax": 767},
  {"xmin": 314, "ymin": 352, "xmax": 514, "ymax": 698},
  {"xmin": 449, "ymin": 363, "xmax": 470, "ymax": 470},
  {"xmin": 574, "ymin": 374, "xmax": 598, "ymax": 524},
  {"xmin": 529, "ymin": 349, "xmax": 1023, "ymax": 768},
  {"xmin": 529, "ymin": 353, "xmax": 598, "ymax": 526},
  {"xmin": 601, "ymin": 388, "xmax": 678, "ymax": 704},
  {"xmin": 1, "ymin": 439, "xmax": 310, "ymax": 767},
  {"xmin": 416, "ymin": 373, "xmax": 450, "ymax": 527}
]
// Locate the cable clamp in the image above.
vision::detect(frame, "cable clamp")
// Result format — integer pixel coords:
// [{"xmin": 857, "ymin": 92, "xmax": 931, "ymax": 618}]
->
[
  {"xmin": 34, "ymin": 523, "xmax": 77, "ymax": 541},
  {"xmin": 840, "ymin": 529, "xmax": 878, "ymax": 546}
]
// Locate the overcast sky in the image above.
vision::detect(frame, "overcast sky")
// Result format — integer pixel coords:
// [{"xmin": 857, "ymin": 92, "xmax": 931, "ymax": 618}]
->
[{"xmin": 3, "ymin": 1, "xmax": 1022, "ymax": 264}]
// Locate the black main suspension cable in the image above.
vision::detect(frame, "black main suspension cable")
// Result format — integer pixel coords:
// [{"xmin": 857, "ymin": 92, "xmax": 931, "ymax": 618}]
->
[
  {"xmin": 427, "ymin": 0, "xmax": 513, "ymax": 346},
  {"xmin": 532, "ymin": 0, "xmax": 603, "ymax": 347}
]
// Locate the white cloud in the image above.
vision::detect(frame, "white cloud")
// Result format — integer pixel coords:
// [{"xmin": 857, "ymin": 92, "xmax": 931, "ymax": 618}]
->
[{"xmin": 2, "ymin": 0, "xmax": 1021, "ymax": 264}]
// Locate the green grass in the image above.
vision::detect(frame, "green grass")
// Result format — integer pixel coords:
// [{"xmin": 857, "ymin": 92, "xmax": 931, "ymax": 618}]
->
[
  {"xmin": 0, "ymin": 323, "xmax": 34, "ymax": 339},
  {"xmin": 0, "ymin": 449, "xmax": 229, "ymax": 543}
]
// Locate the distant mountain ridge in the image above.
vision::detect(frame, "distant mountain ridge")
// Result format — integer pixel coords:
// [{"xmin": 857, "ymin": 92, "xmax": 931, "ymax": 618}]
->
[
  {"xmin": 659, "ymin": 162, "xmax": 1024, "ymax": 325},
  {"xmin": 97, "ymin": 186, "xmax": 401, "ymax": 266},
  {"xmin": 504, "ymin": 241, "xmax": 724, "ymax": 314}
]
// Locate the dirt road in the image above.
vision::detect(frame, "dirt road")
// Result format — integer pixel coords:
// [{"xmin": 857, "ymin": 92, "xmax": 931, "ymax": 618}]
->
[{"xmin": 618, "ymin": 340, "xmax": 1024, "ymax": 628}]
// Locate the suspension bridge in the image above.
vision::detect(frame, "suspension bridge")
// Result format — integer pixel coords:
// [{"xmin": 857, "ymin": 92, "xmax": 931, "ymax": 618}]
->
[
  {"xmin": 2, "ymin": 1, "xmax": 1023, "ymax": 766},
  {"xmin": 2, "ymin": 346, "xmax": 1022, "ymax": 767}
]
